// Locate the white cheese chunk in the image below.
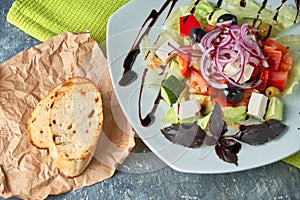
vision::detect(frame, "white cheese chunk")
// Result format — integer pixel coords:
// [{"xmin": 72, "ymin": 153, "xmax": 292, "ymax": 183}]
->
[
  {"xmin": 247, "ymin": 92, "xmax": 268, "ymax": 119},
  {"xmin": 173, "ymin": 99, "xmax": 201, "ymax": 120},
  {"xmin": 156, "ymin": 38, "xmax": 180, "ymax": 64},
  {"xmin": 223, "ymin": 62, "xmax": 254, "ymax": 84}
]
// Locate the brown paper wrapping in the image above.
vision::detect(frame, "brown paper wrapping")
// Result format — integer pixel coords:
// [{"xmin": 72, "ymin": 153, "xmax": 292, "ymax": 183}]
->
[{"xmin": 0, "ymin": 32, "xmax": 135, "ymax": 199}]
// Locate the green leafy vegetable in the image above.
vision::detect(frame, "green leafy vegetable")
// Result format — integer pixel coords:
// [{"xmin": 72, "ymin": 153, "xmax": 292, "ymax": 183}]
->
[
  {"xmin": 223, "ymin": 106, "xmax": 247, "ymax": 126},
  {"xmin": 224, "ymin": 0, "xmax": 298, "ymax": 36}
]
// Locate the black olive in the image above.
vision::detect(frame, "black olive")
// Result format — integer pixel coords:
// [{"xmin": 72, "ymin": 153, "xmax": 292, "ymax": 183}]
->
[
  {"xmin": 217, "ymin": 14, "xmax": 238, "ymax": 25},
  {"xmin": 222, "ymin": 86, "xmax": 244, "ymax": 104},
  {"xmin": 190, "ymin": 28, "xmax": 206, "ymax": 43}
]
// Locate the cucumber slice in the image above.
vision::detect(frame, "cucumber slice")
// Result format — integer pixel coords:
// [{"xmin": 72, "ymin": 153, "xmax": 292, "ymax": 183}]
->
[
  {"xmin": 168, "ymin": 60, "xmax": 184, "ymax": 80},
  {"xmin": 161, "ymin": 75, "xmax": 185, "ymax": 105},
  {"xmin": 264, "ymin": 97, "xmax": 284, "ymax": 121}
]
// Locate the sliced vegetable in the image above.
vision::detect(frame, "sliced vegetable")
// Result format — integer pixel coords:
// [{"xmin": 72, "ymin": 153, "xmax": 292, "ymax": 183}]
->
[
  {"xmin": 217, "ymin": 13, "xmax": 238, "ymax": 25},
  {"xmin": 262, "ymin": 39, "xmax": 289, "ymax": 55},
  {"xmin": 267, "ymin": 70, "xmax": 289, "ymax": 92},
  {"xmin": 213, "ymin": 96, "xmax": 233, "ymax": 107},
  {"xmin": 256, "ymin": 69, "xmax": 269, "ymax": 92},
  {"xmin": 280, "ymin": 55, "xmax": 293, "ymax": 72},
  {"xmin": 222, "ymin": 87, "xmax": 244, "ymax": 104},
  {"xmin": 190, "ymin": 28, "xmax": 206, "ymax": 43},
  {"xmin": 223, "ymin": 106, "xmax": 247, "ymax": 126},
  {"xmin": 265, "ymin": 86, "xmax": 281, "ymax": 98},
  {"xmin": 262, "ymin": 46, "xmax": 283, "ymax": 71},
  {"xmin": 189, "ymin": 68, "xmax": 208, "ymax": 94},
  {"xmin": 265, "ymin": 97, "xmax": 284, "ymax": 121},
  {"xmin": 179, "ymin": 14, "xmax": 202, "ymax": 36},
  {"xmin": 197, "ymin": 112, "xmax": 212, "ymax": 130},
  {"xmin": 168, "ymin": 60, "xmax": 184, "ymax": 80},
  {"xmin": 205, "ymin": 24, "xmax": 216, "ymax": 32},
  {"xmin": 162, "ymin": 107, "xmax": 198, "ymax": 124},
  {"xmin": 176, "ymin": 54, "xmax": 190, "ymax": 77},
  {"xmin": 161, "ymin": 75, "xmax": 185, "ymax": 105},
  {"xmin": 258, "ymin": 23, "xmax": 272, "ymax": 38}
]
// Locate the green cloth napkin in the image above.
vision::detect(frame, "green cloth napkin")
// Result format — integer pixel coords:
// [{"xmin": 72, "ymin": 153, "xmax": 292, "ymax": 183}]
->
[
  {"xmin": 6, "ymin": 0, "xmax": 300, "ymax": 170},
  {"xmin": 283, "ymin": 151, "xmax": 300, "ymax": 168},
  {"xmin": 7, "ymin": 0, "xmax": 130, "ymax": 43}
]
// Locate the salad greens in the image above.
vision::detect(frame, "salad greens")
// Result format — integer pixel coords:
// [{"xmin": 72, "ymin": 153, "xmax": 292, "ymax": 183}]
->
[
  {"xmin": 141, "ymin": 0, "xmax": 300, "ymax": 165},
  {"xmin": 225, "ymin": 0, "xmax": 297, "ymax": 35}
]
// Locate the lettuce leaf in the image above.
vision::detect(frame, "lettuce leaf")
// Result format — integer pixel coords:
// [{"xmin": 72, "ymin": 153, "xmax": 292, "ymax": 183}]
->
[
  {"xmin": 162, "ymin": 107, "xmax": 199, "ymax": 124},
  {"xmin": 224, "ymin": 0, "xmax": 298, "ymax": 36},
  {"xmin": 222, "ymin": 106, "xmax": 247, "ymax": 126}
]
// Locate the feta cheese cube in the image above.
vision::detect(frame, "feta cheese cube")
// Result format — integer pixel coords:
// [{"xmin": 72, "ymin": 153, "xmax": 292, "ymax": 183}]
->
[
  {"xmin": 156, "ymin": 38, "xmax": 180, "ymax": 64},
  {"xmin": 223, "ymin": 62, "xmax": 254, "ymax": 84},
  {"xmin": 173, "ymin": 99, "xmax": 201, "ymax": 120},
  {"xmin": 247, "ymin": 92, "xmax": 268, "ymax": 119}
]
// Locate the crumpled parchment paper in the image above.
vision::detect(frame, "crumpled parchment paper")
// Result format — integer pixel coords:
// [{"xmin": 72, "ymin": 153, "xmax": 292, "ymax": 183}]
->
[{"xmin": 0, "ymin": 32, "xmax": 135, "ymax": 199}]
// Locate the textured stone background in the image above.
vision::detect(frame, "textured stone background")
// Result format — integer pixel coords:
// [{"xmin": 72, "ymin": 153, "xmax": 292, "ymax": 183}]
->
[{"xmin": 1, "ymin": 0, "xmax": 300, "ymax": 199}]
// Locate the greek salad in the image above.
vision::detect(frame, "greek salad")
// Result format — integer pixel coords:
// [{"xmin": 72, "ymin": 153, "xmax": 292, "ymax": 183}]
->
[{"xmin": 139, "ymin": 0, "xmax": 300, "ymax": 165}]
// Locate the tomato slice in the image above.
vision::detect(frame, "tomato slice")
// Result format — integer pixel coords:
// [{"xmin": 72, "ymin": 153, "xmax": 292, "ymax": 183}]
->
[
  {"xmin": 176, "ymin": 54, "xmax": 190, "ymax": 77},
  {"xmin": 213, "ymin": 96, "xmax": 233, "ymax": 107},
  {"xmin": 205, "ymin": 24, "xmax": 215, "ymax": 32},
  {"xmin": 262, "ymin": 46, "xmax": 282, "ymax": 71},
  {"xmin": 189, "ymin": 68, "xmax": 208, "ymax": 94},
  {"xmin": 256, "ymin": 69, "xmax": 269, "ymax": 92},
  {"xmin": 280, "ymin": 55, "xmax": 293, "ymax": 72},
  {"xmin": 267, "ymin": 70, "xmax": 289, "ymax": 92},
  {"xmin": 179, "ymin": 14, "xmax": 201, "ymax": 36},
  {"xmin": 262, "ymin": 38, "xmax": 289, "ymax": 55}
]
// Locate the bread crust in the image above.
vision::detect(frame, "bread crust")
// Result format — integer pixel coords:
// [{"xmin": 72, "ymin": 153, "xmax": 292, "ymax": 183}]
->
[{"xmin": 28, "ymin": 87, "xmax": 61, "ymax": 149}]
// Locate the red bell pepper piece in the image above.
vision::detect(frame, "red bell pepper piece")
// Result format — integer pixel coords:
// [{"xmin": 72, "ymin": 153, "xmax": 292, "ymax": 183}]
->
[{"xmin": 179, "ymin": 14, "xmax": 201, "ymax": 36}]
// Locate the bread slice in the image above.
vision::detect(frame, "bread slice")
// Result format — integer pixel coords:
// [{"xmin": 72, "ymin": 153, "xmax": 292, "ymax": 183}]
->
[
  {"xmin": 28, "ymin": 87, "xmax": 61, "ymax": 149},
  {"xmin": 47, "ymin": 77, "xmax": 103, "ymax": 177}
]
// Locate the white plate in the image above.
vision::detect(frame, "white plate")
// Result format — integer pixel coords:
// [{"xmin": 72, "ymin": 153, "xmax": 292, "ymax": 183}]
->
[{"xmin": 106, "ymin": 0, "xmax": 300, "ymax": 173}]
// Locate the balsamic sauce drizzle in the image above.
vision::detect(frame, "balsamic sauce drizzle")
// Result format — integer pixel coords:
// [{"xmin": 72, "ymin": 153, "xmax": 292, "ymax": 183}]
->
[
  {"xmin": 135, "ymin": 0, "xmax": 202, "ymax": 126},
  {"xmin": 253, "ymin": 0, "xmax": 269, "ymax": 26},
  {"xmin": 294, "ymin": 0, "xmax": 300, "ymax": 23},
  {"xmin": 120, "ymin": 0, "xmax": 300, "ymax": 127},
  {"xmin": 119, "ymin": 0, "xmax": 178, "ymax": 87},
  {"xmin": 138, "ymin": 69, "xmax": 162, "ymax": 126},
  {"xmin": 208, "ymin": 0, "xmax": 223, "ymax": 20},
  {"xmin": 273, "ymin": 0, "xmax": 288, "ymax": 21}
]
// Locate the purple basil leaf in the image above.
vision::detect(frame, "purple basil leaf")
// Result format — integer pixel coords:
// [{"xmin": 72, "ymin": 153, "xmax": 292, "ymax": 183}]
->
[
  {"xmin": 161, "ymin": 122, "xmax": 206, "ymax": 148},
  {"xmin": 215, "ymin": 137, "xmax": 241, "ymax": 166},
  {"xmin": 234, "ymin": 119, "xmax": 287, "ymax": 146},
  {"xmin": 203, "ymin": 136, "xmax": 218, "ymax": 146},
  {"xmin": 209, "ymin": 102, "xmax": 227, "ymax": 138}
]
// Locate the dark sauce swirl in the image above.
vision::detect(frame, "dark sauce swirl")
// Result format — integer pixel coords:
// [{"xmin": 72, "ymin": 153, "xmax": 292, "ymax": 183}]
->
[
  {"xmin": 138, "ymin": 69, "xmax": 162, "ymax": 126},
  {"xmin": 273, "ymin": 0, "xmax": 288, "ymax": 21},
  {"xmin": 119, "ymin": 0, "xmax": 178, "ymax": 87}
]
